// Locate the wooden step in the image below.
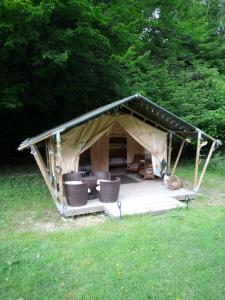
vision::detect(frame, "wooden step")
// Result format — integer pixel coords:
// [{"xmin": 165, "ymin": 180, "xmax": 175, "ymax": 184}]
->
[{"xmin": 104, "ymin": 196, "xmax": 182, "ymax": 218}]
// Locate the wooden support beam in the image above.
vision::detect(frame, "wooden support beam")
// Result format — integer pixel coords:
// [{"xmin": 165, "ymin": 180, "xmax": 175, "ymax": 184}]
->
[
  {"xmin": 175, "ymin": 130, "xmax": 197, "ymax": 134},
  {"xmin": 194, "ymin": 131, "xmax": 202, "ymax": 189},
  {"xmin": 55, "ymin": 132, "xmax": 64, "ymax": 205},
  {"xmin": 48, "ymin": 138, "xmax": 59, "ymax": 201},
  {"xmin": 168, "ymin": 133, "xmax": 173, "ymax": 174},
  {"xmin": 49, "ymin": 137, "xmax": 57, "ymax": 192},
  {"xmin": 45, "ymin": 140, "xmax": 50, "ymax": 174},
  {"xmin": 171, "ymin": 139, "xmax": 186, "ymax": 175},
  {"xmin": 195, "ymin": 141, "xmax": 216, "ymax": 192},
  {"xmin": 30, "ymin": 144, "xmax": 57, "ymax": 202}
]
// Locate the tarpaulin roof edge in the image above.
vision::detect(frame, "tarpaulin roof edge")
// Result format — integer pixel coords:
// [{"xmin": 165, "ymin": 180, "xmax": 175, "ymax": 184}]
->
[
  {"xmin": 138, "ymin": 95, "xmax": 217, "ymax": 142},
  {"xmin": 17, "ymin": 93, "xmax": 218, "ymax": 151},
  {"xmin": 17, "ymin": 94, "xmax": 138, "ymax": 150}
]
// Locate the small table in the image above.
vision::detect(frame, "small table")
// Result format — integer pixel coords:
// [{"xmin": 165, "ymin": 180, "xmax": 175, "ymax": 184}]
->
[
  {"xmin": 82, "ymin": 176, "xmax": 98, "ymax": 199},
  {"xmin": 79, "ymin": 170, "xmax": 91, "ymax": 177}
]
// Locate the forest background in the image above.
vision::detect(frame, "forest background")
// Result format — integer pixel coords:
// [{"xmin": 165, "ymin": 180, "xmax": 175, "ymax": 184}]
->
[{"xmin": 1, "ymin": 0, "xmax": 225, "ymax": 164}]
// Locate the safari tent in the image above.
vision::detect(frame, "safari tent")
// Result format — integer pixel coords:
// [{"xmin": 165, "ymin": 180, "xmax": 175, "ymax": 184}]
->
[{"xmin": 18, "ymin": 94, "xmax": 221, "ymax": 217}]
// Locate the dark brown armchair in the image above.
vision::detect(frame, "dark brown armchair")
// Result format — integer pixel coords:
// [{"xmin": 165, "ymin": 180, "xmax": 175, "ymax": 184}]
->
[
  {"xmin": 96, "ymin": 177, "xmax": 121, "ymax": 203},
  {"xmin": 63, "ymin": 182, "xmax": 88, "ymax": 207}
]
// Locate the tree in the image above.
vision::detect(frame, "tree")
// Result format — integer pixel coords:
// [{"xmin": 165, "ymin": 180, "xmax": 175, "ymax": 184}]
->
[{"xmin": 1, "ymin": 0, "xmax": 225, "ymax": 163}]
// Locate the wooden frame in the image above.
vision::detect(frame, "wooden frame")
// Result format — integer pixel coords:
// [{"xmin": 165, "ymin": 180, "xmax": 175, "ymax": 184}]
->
[
  {"xmin": 30, "ymin": 136, "xmax": 66, "ymax": 206},
  {"xmin": 55, "ymin": 132, "xmax": 64, "ymax": 205},
  {"xmin": 171, "ymin": 139, "xmax": 186, "ymax": 175},
  {"xmin": 194, "ymin": 131, "xmax": 202, "ymax": 189},
  {"xmin": 167, "ymin": 133, "xmax": 173, "ymax": 174},
  {"xmin": 30, "ymin": 144, "xmax": 57, "ymax": 202},
  {"xmin": 45, "ymin": 140, "xmax": 50, "ymax": 173},
  {"xmin": 48, "ymin": 137, "xmax": 58, "ymax": 194},
  {"xmin": 195, "ymin": 140, "xmax": 217, "ymax": 191}
]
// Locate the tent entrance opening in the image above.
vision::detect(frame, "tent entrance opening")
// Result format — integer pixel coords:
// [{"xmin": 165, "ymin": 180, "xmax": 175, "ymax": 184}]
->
[{"xmin": 109, "ymin": 136, "xmax": 127, "ymax": 173}]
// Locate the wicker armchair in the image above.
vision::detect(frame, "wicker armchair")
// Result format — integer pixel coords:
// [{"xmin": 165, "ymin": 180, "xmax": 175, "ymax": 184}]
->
[
  {"xmin": 62, "ymin": 172, "xmax": 82, "ymax": 182},
  {"xmin": 63, "ymin": 182, "xmax": 88, "ymax": 207},
  {"xmin": 96, "ymin": 177, "xmax": 121, "ymax": 203}
]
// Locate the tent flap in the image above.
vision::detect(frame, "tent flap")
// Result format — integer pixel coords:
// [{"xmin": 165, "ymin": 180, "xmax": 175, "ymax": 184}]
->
[
  {"xmin": 61, "ymin": 114, "xmax": 167, "ymax": 176},
  {"xmin": 91, "ymin": 133, "xmax": 109, "ymax": 172}
]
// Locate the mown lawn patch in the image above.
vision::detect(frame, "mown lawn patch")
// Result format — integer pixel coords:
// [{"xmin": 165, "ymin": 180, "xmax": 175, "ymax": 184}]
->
[{"xmin": 0, "ymin": 164, "xmax": 225, "ymax": 299}]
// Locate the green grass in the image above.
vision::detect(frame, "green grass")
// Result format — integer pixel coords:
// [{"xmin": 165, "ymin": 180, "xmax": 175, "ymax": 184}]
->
[{"xmin": 1, "ymin": 164, "xmax": 225, "ymax": 299}]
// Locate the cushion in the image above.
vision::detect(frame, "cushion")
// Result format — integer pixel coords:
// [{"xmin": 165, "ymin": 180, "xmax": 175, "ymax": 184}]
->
[
  {"xmin": 64, "ymin": 181, "xmax": 83, "ymax": 185},
  {"xmin": 97, "ymin": 179, "xmax": 110, "ymax": 185}
]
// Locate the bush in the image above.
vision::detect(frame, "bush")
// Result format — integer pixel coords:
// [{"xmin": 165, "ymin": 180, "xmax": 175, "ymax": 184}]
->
[{"xmin": 208, "ymin": 153, "xmax": 225, "ymax": 172}]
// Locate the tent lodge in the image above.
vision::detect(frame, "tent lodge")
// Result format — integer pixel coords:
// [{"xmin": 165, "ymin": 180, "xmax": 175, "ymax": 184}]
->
[{"xmin": 18, "ymin": 94, "xmax": 221, "ymax": 217}]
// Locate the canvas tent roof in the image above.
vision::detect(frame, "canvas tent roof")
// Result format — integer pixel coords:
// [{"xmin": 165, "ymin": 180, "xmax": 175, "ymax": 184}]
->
[{"xmin": 18, "ymin": 93, "xmax": 217, "ymax": 151}]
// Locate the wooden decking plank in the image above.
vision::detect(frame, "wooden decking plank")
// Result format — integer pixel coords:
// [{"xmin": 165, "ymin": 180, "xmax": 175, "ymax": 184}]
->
[{"xmin": 56, "ymin": 181, "xmax": 197, "ymax": 218}]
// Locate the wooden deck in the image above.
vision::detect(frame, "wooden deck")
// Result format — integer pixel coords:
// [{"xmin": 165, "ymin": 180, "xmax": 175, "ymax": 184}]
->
[{"xmin": 58, "ymin": 178, "xmax": 197, "ymax": 218}]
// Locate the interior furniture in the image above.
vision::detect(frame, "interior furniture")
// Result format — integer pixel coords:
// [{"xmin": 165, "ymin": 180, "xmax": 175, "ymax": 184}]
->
[
  {"xmin": 96, "ymin": 177, "xmax": 121, "ymax": 203},
  {"xmin": 138, "ymin": 159, "xmax": 154, "ymax": 179},
  {"xmin": 126, "ymin": 154, "xmax": 145, "ymax": 173},
  {"xmin": 82, "ymin": 176, "xmax": 98, "ymax": 199},
  {"xmin": 79, "ymin": 170, "xmax": 91, "ymax": 177},
  {"xmin": 93, "ymin": 171, "xmax": 111, "ymax": 181},
  {"xmin": 109, "ymin": 136, "xmax": 127, "ymax": 167},
  {"xmin": 79, "ymin": 148, "xmax": 91, "ymax": 175},
  {"xmin": 63, "ymin": 181, "xmax": 88, "ymax": 207}
]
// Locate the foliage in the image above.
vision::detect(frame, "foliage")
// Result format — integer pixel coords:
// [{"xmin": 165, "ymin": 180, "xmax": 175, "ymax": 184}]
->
[
  {"xmin": 122, "ymin": 1, "xmax": 225, "ymax": 141},
  {"xmin": 0, "ymin": 0, "xmax": 225, "ymax": 163},
  {"xmin": 208, "ymin": 152, "xmax": 225, "ymax": 172}
]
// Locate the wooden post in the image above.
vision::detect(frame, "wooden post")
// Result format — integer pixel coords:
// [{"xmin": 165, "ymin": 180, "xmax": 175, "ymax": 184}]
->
[
  {"xmin": 30, "ymin": 144, "xmax": 57, "ymax": 202},
  {"xmin": 171, "ymin": 139, "xmax": 186, "ymax": 175},
  {"xmin": 194, "ymin": 131, "xmax": 202, "ymax": 189},
  {"xmin": 195, "ymin": 141, "xmax": 216, "ymax": 191},
  {"xmin": 55, "ymin": 131, "xmax": 64, "ymax": 205},
  {"xmin": 49, "ymin": 137, "xmax": 57, "ymax": 192},
  {"xmin": 168, "ymin": 132, "xmax": 173, "ymax": 174},
  {"xmin": 45, "ymin": 140, "xmax": 50, "ymax": 174}
]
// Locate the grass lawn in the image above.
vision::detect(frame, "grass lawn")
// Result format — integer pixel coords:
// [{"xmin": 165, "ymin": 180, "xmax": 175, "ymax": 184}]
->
[{"xmin": 1, "ymin": 163, "xmax": 225, "ymax": 299}]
